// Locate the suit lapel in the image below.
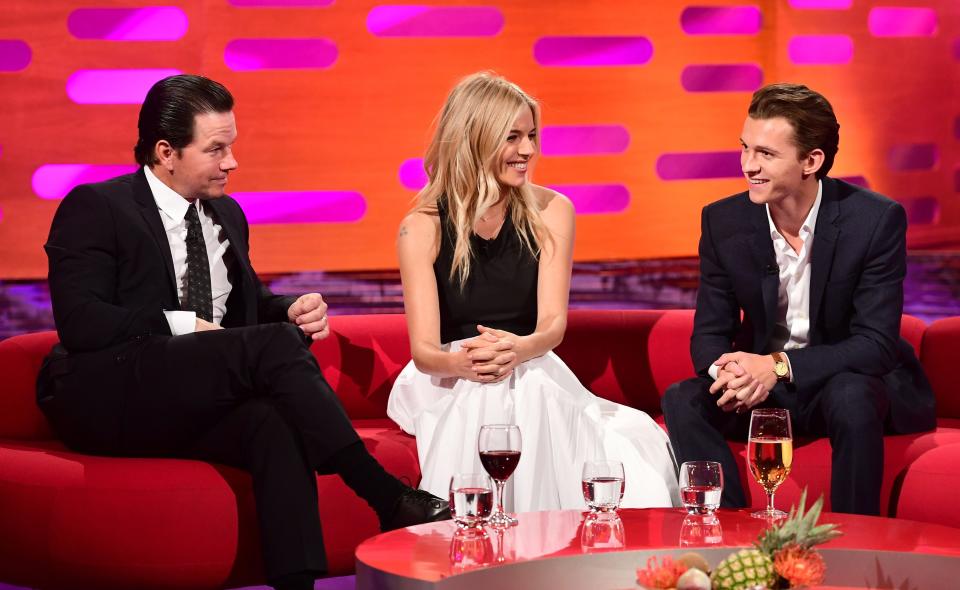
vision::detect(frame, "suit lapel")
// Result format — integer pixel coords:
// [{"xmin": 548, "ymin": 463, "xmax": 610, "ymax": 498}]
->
[
  {"xmin": 748, "ymin": 202, "xmax": 779, "ymax": 348},
  {"xmin": 205, "ymin": 197, "xmax": 248, "ymax": 274},
  {"xmin": 808, "ymin": 179, "xmax": 841, "ymax": 337},
  {"xmin": 205, "ymin": 197, "xmax": 256, "ymax": 326},
  {"xmin": 132, "ymin": 169, "xmax": 179, "ymax": 303}
]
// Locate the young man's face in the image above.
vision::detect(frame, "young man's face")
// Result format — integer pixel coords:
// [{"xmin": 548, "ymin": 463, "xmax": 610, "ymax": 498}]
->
[
  {"xmin": 739, "ymin": 115, "xmax": 810, "ymax": 206},
  {"xmin": 163, "ymin": 110, "xmax": 238, "ymax": 200}
]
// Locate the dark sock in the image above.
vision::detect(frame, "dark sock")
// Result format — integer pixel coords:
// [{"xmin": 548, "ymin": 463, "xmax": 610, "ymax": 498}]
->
[
  {"xmin": 271, "ymin": 571, "xmax": 315, "ymax": 590},
  {"xmin": 326, "ymin": 441, "xmax": 406, "ymax": 519}
]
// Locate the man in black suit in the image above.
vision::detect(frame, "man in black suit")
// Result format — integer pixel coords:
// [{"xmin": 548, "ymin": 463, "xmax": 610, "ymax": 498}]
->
[
  {"xmin": 37, "ymin": 75, "xmax": 449, "ymax": 590},
  {"xmin": 662, "ymin": 83, "xmax": 936, "ymax": 516}
]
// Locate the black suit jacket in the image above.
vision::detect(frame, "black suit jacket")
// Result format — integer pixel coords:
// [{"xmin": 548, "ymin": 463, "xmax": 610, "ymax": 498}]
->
[
  {"xmin": 44, "ymin": 169, "xmax": 294, "ymax": 352},
  {"xmin": 691, "ymin": 177, "xmax": 936, "ymax": 434},
  {"xmin": 38, "ymin": 169, "xmax": 296, "ymax": 449}
]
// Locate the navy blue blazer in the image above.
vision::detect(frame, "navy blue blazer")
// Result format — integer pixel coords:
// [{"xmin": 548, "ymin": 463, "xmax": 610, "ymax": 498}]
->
[{"xmin": 691, "ymin": 177, "xmax": 936, "ymax": 434}]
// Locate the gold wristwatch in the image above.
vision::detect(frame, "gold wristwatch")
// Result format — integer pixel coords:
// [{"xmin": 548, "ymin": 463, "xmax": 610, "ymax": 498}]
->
[{"xmin": 772, "ymin": 352, "xmax": 790, "ymax": 382}]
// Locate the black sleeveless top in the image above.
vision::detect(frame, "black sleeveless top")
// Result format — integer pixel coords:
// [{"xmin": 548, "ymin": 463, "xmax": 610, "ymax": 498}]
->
[{"xmin": 434, "ymin": 205, "xmax": 539, "ymax": 344}]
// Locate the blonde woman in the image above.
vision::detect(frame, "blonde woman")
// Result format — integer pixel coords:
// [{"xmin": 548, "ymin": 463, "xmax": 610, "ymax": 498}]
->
[{"xmin": 387, "ymin": 72, "xmax": 678, "ymax": 512}]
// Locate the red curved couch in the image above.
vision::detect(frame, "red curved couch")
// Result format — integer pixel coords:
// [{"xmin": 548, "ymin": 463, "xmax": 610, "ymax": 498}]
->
[{"xmin": 1, "ymin": 310, "xmax": 957, "ymax": 589}]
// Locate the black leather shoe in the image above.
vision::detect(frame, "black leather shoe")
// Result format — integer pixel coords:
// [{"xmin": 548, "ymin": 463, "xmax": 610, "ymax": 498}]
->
[{"xmin": 381, "ymin": 487, "xmax": 451, "ymax": 531}]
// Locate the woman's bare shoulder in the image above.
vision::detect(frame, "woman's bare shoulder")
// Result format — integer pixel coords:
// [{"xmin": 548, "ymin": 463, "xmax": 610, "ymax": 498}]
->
[{"xmin": 529, "ymin": 184, "xmax": 574, "ymax": 220}]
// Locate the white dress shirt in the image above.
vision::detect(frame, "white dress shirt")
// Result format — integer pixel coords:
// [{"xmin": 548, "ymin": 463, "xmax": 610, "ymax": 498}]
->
[
  {"xmin": 709, "ymin": 180, "xmax": 822, "ymax": 382},
  {"xmin": 144, "ymin": 166, "xmax": 233, "ymax": 335}
]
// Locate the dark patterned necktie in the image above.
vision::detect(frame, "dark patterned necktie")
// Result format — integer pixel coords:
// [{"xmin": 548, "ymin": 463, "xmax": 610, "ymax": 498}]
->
[{"xmin": 183, "ymin": 204, "xmax": 214, "ymax": 322}]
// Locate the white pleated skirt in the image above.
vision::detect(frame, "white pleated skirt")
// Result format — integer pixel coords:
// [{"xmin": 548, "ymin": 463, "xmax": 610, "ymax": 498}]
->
[{"xmin": 386, "ymin": 341, "xmax": 680, "ymax": 512}]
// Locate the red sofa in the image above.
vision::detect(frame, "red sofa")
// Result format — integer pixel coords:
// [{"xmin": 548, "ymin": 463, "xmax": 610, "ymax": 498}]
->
[{"xmin": 1, "ymin": 310, "xmax": 957, "ymax": 589}]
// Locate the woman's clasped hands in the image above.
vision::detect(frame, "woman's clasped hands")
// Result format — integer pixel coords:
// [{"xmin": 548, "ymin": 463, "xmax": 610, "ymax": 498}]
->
[{"xmin": 460, "ymin": 325, "xmax": 520, "ymax": 384}]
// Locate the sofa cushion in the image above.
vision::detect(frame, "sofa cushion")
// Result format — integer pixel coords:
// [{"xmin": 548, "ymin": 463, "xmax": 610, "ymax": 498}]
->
[
  {"xmin": 0, "ymin": 421, "xmax": 419, "ymax": 588},
  {"xmin": 725, "ymin": 422, "xmax": 960, "ymax": 515},
  {"xmin": 893, "ymin": 442, "xmax": 960, "ymax": 528},
  {"xmin": 921, "ymin": 316, "xmax": 960, "ymax": 419},
  {"xmin": 0, "ymin": 331, "xmax": 57, "ymax": 439}
]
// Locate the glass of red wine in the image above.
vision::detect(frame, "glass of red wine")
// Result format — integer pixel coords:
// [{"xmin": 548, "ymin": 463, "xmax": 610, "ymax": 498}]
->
[{"xmin": 478, "ymin": 424, "xmax": 522, "ymax": 528}]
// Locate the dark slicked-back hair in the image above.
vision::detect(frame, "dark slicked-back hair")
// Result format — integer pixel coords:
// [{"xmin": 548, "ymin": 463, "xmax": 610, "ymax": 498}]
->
[
  {"xmin": 134, "ymin": 75, "xmax": 234, "ymax": 166},
  {"xmin": 748, "ymin": 83, "xmax": 840, "ymax": 180}
]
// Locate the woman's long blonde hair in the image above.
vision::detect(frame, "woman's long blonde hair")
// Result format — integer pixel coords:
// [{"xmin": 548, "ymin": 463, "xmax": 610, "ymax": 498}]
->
[{"xmin": 416, "ymin": 72, "xmax": 548, "ymax": 288}]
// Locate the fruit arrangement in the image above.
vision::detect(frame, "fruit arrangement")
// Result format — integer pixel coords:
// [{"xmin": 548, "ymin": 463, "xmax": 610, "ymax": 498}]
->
[{"xmin": 636, "ymin": 490, "xmax": 841, "ymax": 590}]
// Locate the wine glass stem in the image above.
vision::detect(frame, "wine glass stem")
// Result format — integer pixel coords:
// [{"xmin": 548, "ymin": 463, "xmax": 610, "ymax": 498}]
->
[
  {"xmin": 495, "ymin": 479, "xmax": 506, "ymax": 516},
  {"xmin": 766, "ymin": 490, "xmax": 775, "ymax": 513}
]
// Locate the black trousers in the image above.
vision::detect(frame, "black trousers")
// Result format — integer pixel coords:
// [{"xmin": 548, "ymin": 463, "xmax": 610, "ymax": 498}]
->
[
  {"xmin": 38, "ymin": 322, "xmax": 361, "ymax": 580},
  {"xmin": 661, "ymin": 372, "xmax": 890, "ymax": 515}
]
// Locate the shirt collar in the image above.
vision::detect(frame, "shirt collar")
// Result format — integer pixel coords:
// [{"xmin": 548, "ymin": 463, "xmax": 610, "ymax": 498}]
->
[
  {"xmin": 766, "ymin": 179, "xmax": 822, "ymax": 241},
  {"xmin": 144, "ymin": 165, "xmax": 197, "ymax": 221}
]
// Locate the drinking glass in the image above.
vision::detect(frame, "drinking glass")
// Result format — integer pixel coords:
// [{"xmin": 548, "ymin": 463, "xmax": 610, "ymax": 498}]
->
[
  {"xmin": 449, "ymin": 473, "xmax": 494, "ymax": 528},
  {"xmin": 679, "ymin": 461, "xmax": 723, "ymax": 515},
  {"xmin": 747, "ymin": 408, "xmax": 793, "ymax": 519},
  {"xmin": 581, "ymin": 460, "xmax": 625, "ymax": 513},
  {"xmin": 478, "ymin": 424, "xmax": 522, "ymax": 528}
]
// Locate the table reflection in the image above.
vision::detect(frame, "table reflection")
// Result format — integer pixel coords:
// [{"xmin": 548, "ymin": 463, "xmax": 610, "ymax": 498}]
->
[
  {"xmin": 448, "ymin": 527, "xmax": 493, "ymax": 571},
  {"xmin": 580, "ymin": 512, "xmax": 626, "ymax": 552},
  {"xmin": 679, "ymin": 513, "xmax": 723, "ymax": 546}
]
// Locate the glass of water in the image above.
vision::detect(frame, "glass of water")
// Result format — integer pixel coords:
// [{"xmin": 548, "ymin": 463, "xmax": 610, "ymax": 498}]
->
[
  {"xmin": 679, "ymin": 461, "xmax": 723, "ymax": 515},
  {"xmin": 581, "ymin": 460, "xmax": 625, "ymax": 513},
  {"xmin": 449, "ymin": 473, "xmax": 494, "ymax": 528}
]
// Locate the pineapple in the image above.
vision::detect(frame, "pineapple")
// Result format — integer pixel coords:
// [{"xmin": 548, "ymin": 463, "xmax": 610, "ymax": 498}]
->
[
  {"xmin": 710, "ymin": 548, "xmax": 776, "ymax": 590},
  {"xmin": 756, "ymin": 489, "xmax": 842, "ymax": 556},
  {"xmin": 711, "ymin": 490, "xmax": 841, "ymax": 589}
]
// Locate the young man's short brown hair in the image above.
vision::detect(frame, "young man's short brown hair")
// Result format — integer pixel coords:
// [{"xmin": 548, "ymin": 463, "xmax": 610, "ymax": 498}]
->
[{"xmin": 748, "ymin": 83, "xmax": 840, "ymax": 180}]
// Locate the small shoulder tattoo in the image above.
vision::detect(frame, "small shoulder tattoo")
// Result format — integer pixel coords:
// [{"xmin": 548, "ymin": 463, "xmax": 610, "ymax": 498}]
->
[{"xmin": 399, "ymin": 225, "xmax": 409, "ymax": 237}]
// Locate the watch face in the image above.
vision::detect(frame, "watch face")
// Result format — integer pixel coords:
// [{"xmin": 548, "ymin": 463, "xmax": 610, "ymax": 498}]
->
[{"xmin": 775, "ymin": 362, "xmax": 788, "ymax": 377}]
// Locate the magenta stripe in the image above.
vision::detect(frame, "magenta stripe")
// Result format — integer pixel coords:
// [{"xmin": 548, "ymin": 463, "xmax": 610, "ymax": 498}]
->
[
  {"xmin": 681, "ymin": 64, "xmax": 762, "ymax": 92},
  {"xmin": 0, "ymin": 40, "xmax": 31, "ymax": 71},
  {"xmin": 367, "ymin": 6, "xmax": 503, "ymax": 37},
  {"xmin": 888, "ymin": 143, "xmax": 938, "ymax": 171},
  {"xmin": 954, "ymin": 168, "xmax": 960, "ymax": 193},
  {"xmin": 680, "ymin": 6, "xmax": 762, "ymax": 35},
  {"xmin": 533, "ymin": 36, "xmax": 653, "ymax": 66},
  {"xmin": 225, "ymin": 39, "xmax": 337, "ymax": 70},
  {"xmin": 868, "ymin": 7, "xmax": 938, "ymax": 37},
  {"xmin": 68, "ymin": 7, "xmax": 188, "ymax": 41},
  {"xmin": 541, "ymin": 125, "xmax": 630, "ymax": 156},
  {"xmin": 905, "ymin": 196, "xmax": 939, "ymax": 225},
  {"xmin": 232, "ymin": 191, "xmax": 366, "ymax": 223},
  {"xmin": 656, "ymin": 151, "xmax": 742, "ymax": 180},
  {"xmin": 955, "ymin": 116, "xmax": 960, "ymax": 140},
  {"xmin": 66, "ymin": 69, "xmax": 181, "ymax": 104},
  {"xmin": 548, "ymin": 184, "xmax": 630, "ymax": 215},
  {"xmin": 838, "ymin": 175, "xmax": 870, "ymax": 188},
  {"xmin": 788, "ymin": 35, "xmax": 852, "ymax": 64},
  {"xmin": 788, "ymin": 0, "xmax": 851, "ymax": 8},
  {"xmin": 33, "ymin": 164, "xmax": 138, "ymax": 199},
  {"xmin": 229, "ymin": 0, "xmax": 333, "ymax": 5},
  {"xmin": 399, "ymin": 158, "xmax": 427, "ymax": 190}
]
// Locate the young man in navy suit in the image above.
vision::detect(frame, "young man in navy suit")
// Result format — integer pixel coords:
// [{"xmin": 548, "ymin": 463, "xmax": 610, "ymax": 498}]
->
[
  {"xmin": 662, "ymin": 83, "xmax": 935, "ymax": 516},
  {"xmin": 38, "ymin": 74, "xmax": 449, "ymax": 590}
]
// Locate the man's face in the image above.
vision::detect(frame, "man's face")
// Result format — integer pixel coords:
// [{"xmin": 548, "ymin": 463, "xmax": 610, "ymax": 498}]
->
[
  {"xmin": 166, "ymin": 111, "xmax": 238, "ymax": 200},
  {"xmin": 739, "ymin": 116, "xmax": 808, "ymax": 206}
]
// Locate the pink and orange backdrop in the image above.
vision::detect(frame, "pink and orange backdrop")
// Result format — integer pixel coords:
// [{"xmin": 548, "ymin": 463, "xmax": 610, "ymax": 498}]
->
[{"xmin": 0, "ymin": 0, "xmax": 957, "ymax": 279}]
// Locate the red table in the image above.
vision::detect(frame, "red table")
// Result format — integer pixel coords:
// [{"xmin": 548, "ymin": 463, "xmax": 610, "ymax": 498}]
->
[{"xmin": 355, "ymin": 509, "xmax": 960, "ymax": 589}]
